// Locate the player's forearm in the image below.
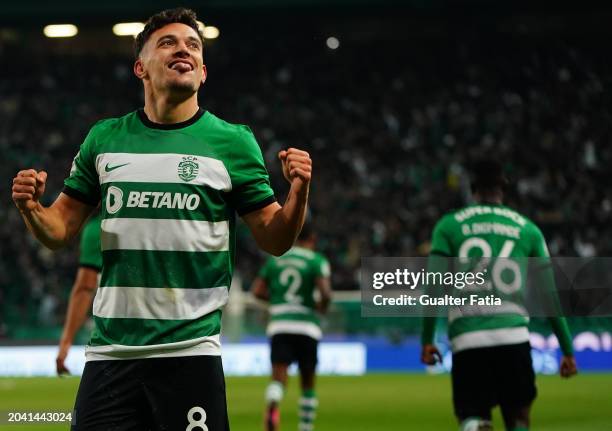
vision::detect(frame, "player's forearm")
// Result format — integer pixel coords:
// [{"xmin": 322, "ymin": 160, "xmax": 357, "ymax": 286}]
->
[
  {"xmin": 420, "ymin": 254, "xmax": 446, "ymax": 345},
  {"xmin": 252, "ymin": 278, "xmax": 270, "ymax": 300},
  {"xmin": 421, "ymin": 316, "xmax": 437, "ymax": 345},
  {"xmin": 264, "ymin": 183, "xmax": 309, "ymax": 256},
  {"xmin": 317, "ymin": 296, "xmax": 331, "ymax": 314},
  {"xmin": 60, "ymin": 287, "xmax": 95, "ymax": 345},
  {"xmin": 20, "ymin": 203, "xmax": 70, "ymax": 250},
  {"xmin": 548, "ymin": 316, "xmax": 574, "ymax": 356}
]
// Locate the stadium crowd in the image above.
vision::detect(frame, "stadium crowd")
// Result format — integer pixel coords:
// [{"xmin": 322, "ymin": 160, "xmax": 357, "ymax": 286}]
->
[{"xmin": 1, "ymin": 21, "xmax": 611, "ymax": 334}]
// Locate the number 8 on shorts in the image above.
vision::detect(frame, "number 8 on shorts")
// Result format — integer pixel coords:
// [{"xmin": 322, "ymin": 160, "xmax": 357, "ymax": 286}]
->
[{"xmin": 186, "ymin": 406, "xmax": 208, "ymax": 431}]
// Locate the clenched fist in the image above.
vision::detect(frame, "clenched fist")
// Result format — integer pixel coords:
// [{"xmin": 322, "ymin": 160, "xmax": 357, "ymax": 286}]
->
[
  {"xmin": 421, "ymin": 344, "xmax": 443, "ymax": 365},
  {"xmin": 12, "ymin": 169, "xmax": 48, "ymax": 212},
  {"xmin": 560, "ymin": 355, "xmax": 578, "ymax": 378},
  {"xmin": 278, "ymin": 148, "xmax": 312, "ymax": 186}
]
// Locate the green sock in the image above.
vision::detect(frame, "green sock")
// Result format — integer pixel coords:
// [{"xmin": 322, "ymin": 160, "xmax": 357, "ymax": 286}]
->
[
  {"xmin": 298, "ymin": 389, "xmax": 317, "ymax": 431},
  {"xmin": 510, "ymin": 428, "xmax": 529, "ymax": 431}
]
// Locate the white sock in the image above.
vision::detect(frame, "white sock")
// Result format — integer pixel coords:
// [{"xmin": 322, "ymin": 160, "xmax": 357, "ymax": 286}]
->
[{"xmin": 265, "ymin": 381, "xmax": 284, "ymax": 404}]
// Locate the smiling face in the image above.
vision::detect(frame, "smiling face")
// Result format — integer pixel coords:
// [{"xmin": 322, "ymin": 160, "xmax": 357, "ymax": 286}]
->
[{"xmin": 134, "ymin": 22, "xmax": 207, "ymax": 99}]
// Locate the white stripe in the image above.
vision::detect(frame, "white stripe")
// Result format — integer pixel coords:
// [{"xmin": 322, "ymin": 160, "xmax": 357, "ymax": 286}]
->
[
  {"xmin": 267, "ymin": 320, "xmax": 322, "ymax": 340},
  {"xmin": 101, "ymin": 218, "xmax": 229, "ymax": 252},
  {"xmin": 96, "ymin": 153, "xmax": 232, "ymax": 191},
  {"xmin": 299, "ymin": 397, "xmax": 319, "ymax": 408},
  {"xmin": 85, "ymin": 334, "xmax": 221, "ymax": 361},
  {"xmin": 270, "ymin": 304, "xmax": 312, "ymax": 315},
  {"xmin": 451, "ymin": 327, "xmax": 530, "ymax": 353},
  {"xmin": 265, "ymin": 381, "xmax": 285, "ymax": 403},
  {"xmin": 298, "ymin": 424, "xmax": 314, "ymax": 431},
  {"xmin": 93, "ymin": 286, "xmax": 228, "ymax": 320},
  {"xmin": 448, "ymin": 302, "xmax": 529, "ymax": 323},
  {"xmin": 299, "ymin": 411, "xmax": 317, "ymax": 420}
]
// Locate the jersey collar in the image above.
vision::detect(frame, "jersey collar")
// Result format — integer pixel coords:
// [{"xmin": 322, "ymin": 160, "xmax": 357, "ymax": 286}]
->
[{"xmin": 137, "ymin": 107, "xmax": 205, "ymax": 130}]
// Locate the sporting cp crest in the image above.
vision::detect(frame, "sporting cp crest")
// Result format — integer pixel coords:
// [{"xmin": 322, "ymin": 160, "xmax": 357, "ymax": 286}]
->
[{"xmin": 178, "ymin": 156, "xmax": 199, "ymax": 182}]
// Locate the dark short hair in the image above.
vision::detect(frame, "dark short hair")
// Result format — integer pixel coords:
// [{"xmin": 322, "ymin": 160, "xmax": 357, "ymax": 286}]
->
[
  {"xmin": 134, "ymin": 7, "xmax": 204, "ymax": 58},
  {"xmin": 470, "ymin": 158, "xmax": 508, "ymax": 193}
]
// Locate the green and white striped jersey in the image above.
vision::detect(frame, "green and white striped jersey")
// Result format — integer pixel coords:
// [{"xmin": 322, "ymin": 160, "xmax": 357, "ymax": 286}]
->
[
  {"xmin": 423, "ymin": 204, "xmax": 556, "ymax": 353},
  {"xmin": 258, "ymin": 246, "xmax": 330, "ymax": 340},
  {"xmin": 64, "ymin": 108, "xmax": 275, "ymax": 360}
]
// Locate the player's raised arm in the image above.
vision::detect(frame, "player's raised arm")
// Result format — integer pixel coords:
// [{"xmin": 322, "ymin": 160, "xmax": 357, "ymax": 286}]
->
[
  {"xmin": 243, "ymin": 148, "xmax": 311, "ymax": 256},
  {"xmin": 12, "ymin": 169, "xmax": 93, "ymax": 250}
]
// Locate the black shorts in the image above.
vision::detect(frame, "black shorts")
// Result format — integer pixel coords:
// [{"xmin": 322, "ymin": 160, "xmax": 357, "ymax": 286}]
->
[
  {"xmin": 270, "ymin": 334, "xmax": 318, "ymax": 372},
  {"xmin": 452, "ymin": 342, "xmax": 537, "ymax": 420},
  {"xmin": 71, "ymin": 355, "xmax": 229, "ymax": 431}
]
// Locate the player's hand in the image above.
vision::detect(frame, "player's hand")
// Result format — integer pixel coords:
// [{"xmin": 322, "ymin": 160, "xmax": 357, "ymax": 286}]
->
[
  {"xmin": 56, "ymin": 342, "xmax": 71, "ymax": 376},
  {"xmin": 12, "ymin": 169, "xmax": 47, "ymax": 212},
  {"xmin": 278, "ymin": 148, "xmax": 311, "ymax": 187},
  {"xmin": 560, "ymin": 355, "xmax": 577, "ymax": 378},
  {"xmin": 421, "ymin": 344, "xmax": 442, "ymax": 365}
]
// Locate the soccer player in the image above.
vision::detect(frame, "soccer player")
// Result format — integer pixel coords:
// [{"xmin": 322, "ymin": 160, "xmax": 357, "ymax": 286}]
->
[
  {"xmin": 252, "ymin": 225, "xmax": 332, "ymax": 431},
  {"xmin": 420, "ymin": 160, "xmax": 577, "ymax": 431},
  {"xmin": 56, "ymin": 211, "xmax": 102, "ymax": 375},
  {"xmin": 11, "ymin": 8, "xmax": 311, "ymax": 430}
]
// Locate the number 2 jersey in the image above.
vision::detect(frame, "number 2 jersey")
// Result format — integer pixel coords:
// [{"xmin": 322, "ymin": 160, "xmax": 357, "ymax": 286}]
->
[
  {"xmin": 64, "ymin": 108, "xmax": 276, "ymax": 361},
  {"xmin": 421, "ymin": 203, "xmax": 573, "ymax": 355},
  {"xmin": 258, "ymin": 246, "xmax": 331, "ymax": 340}
]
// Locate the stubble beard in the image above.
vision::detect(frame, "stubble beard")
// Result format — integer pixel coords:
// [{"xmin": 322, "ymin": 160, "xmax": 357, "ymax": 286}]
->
[{"xmin": 166, "ymin": 77, "xmax": 198, "ymax": 102}]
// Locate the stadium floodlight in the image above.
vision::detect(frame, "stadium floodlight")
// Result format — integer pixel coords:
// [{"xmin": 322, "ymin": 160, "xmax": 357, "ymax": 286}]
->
[
  {"xmin": 113, "ymin": 22, "xmax": 145, "ymax": 37},
  {"xmin": 197, "ymin": 20, "xmax": 205, "ymax": 32},
  {"xmin": 43, "ymin": 24, "xmax": 78, "ymax": 38},
  {"xmin": 203, "ymin": 26, "xmax": 220, "ymax": 39},
  {"xmin": 326, "ymin": 36, "xmax": 340, "ymax": 50}
]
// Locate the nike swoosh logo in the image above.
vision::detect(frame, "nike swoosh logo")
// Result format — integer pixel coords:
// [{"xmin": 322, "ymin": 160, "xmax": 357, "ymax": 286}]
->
[{"xmin": 105, "ymin": 163, "xmax": 130, "ymax": 172}]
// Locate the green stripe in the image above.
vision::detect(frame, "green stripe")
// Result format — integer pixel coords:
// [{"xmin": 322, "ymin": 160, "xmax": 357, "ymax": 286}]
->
[
  {"xmin": 90, "ymin": 310, "xmax": 221, "ymax": 346},
  {"xmin": 101, "ymin": 250, "xmax": 231, "ymax": 289},
  {"xmin": 104, "ymin": 114, "xmax": 216, "ymax": 154},
  {"xmin": 101, "ymin": 182, "xmax": 231, "ymax": 222},
  {"xmin": 449, "ymin": 315, "xmax": 528, "ymax": 339},
  {"xmin": 271, "ymin": 313, "xmax": 319, "ymax": 325}
]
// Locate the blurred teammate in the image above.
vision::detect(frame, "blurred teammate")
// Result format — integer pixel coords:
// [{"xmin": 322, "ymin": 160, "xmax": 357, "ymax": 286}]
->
[
  {"xmin": 11, "ymin": 7, "xmax": 311, "ymax": 430},
  {"xmin": 252, "ymin": 225, "xmax": 332, "ymax": 431},
  {"xmin": 420, "ymin": 160, "xmax": 577, "ymax": 431},
  {"xmin": 56, "ymin": 212, "xmax": 102, "ymax": 375}
]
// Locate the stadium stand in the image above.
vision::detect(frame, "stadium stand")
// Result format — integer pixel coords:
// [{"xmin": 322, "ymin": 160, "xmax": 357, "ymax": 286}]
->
[{"xmin": 1, "ymin": 10, "xmax": 611, "ymax": 337}]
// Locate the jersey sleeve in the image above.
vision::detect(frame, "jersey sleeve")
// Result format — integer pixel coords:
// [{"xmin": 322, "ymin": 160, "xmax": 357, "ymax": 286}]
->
[
  {"xmin": 227, "ymin": 126, "xmax": 276, "ymax": 216},
  {"xmin": 63, "ymin": 124, "xmax": 102, "ymax": 206},
  {"xmin": 430, "ymin": 216, "xmax": 453, "ymax": 256},
  {"xmin": 79, "ymin": 215, "xmax": 102, "ymax": 271},
  {"xmin": 529, "ymin": 224, "xmax": 551, "ymax": 257},
  {"xmin": 315, "ymin": 255, "xmax": 331, "ymax": 278}
]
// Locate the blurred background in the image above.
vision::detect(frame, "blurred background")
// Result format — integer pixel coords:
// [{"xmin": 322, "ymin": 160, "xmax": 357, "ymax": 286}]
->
[{"xmin": 1, "ymin": 0, "xmax": 611, "ymax": 377}]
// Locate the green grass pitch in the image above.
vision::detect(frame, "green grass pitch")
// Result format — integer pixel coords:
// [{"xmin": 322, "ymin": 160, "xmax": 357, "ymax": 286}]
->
[{"xmin": 1, "ymin": 374, "xmax": 611, "ymax": 430}]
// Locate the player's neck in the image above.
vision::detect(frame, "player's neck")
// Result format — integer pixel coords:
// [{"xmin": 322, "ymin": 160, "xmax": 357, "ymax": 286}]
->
[
  {"xmin": 295, "ymin": 241, "xmax": 315, "ymax": 250},
  {"xmin": 473, "ymin": 191, "xmax": 503, "ymax": 206},
  {"xmin": 143, "ymin": 93, "xmax": 200, "ymax": 125},
  {"xmin": 475, "ymin": 198, "xmax": 503, "ymax": 206}
]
